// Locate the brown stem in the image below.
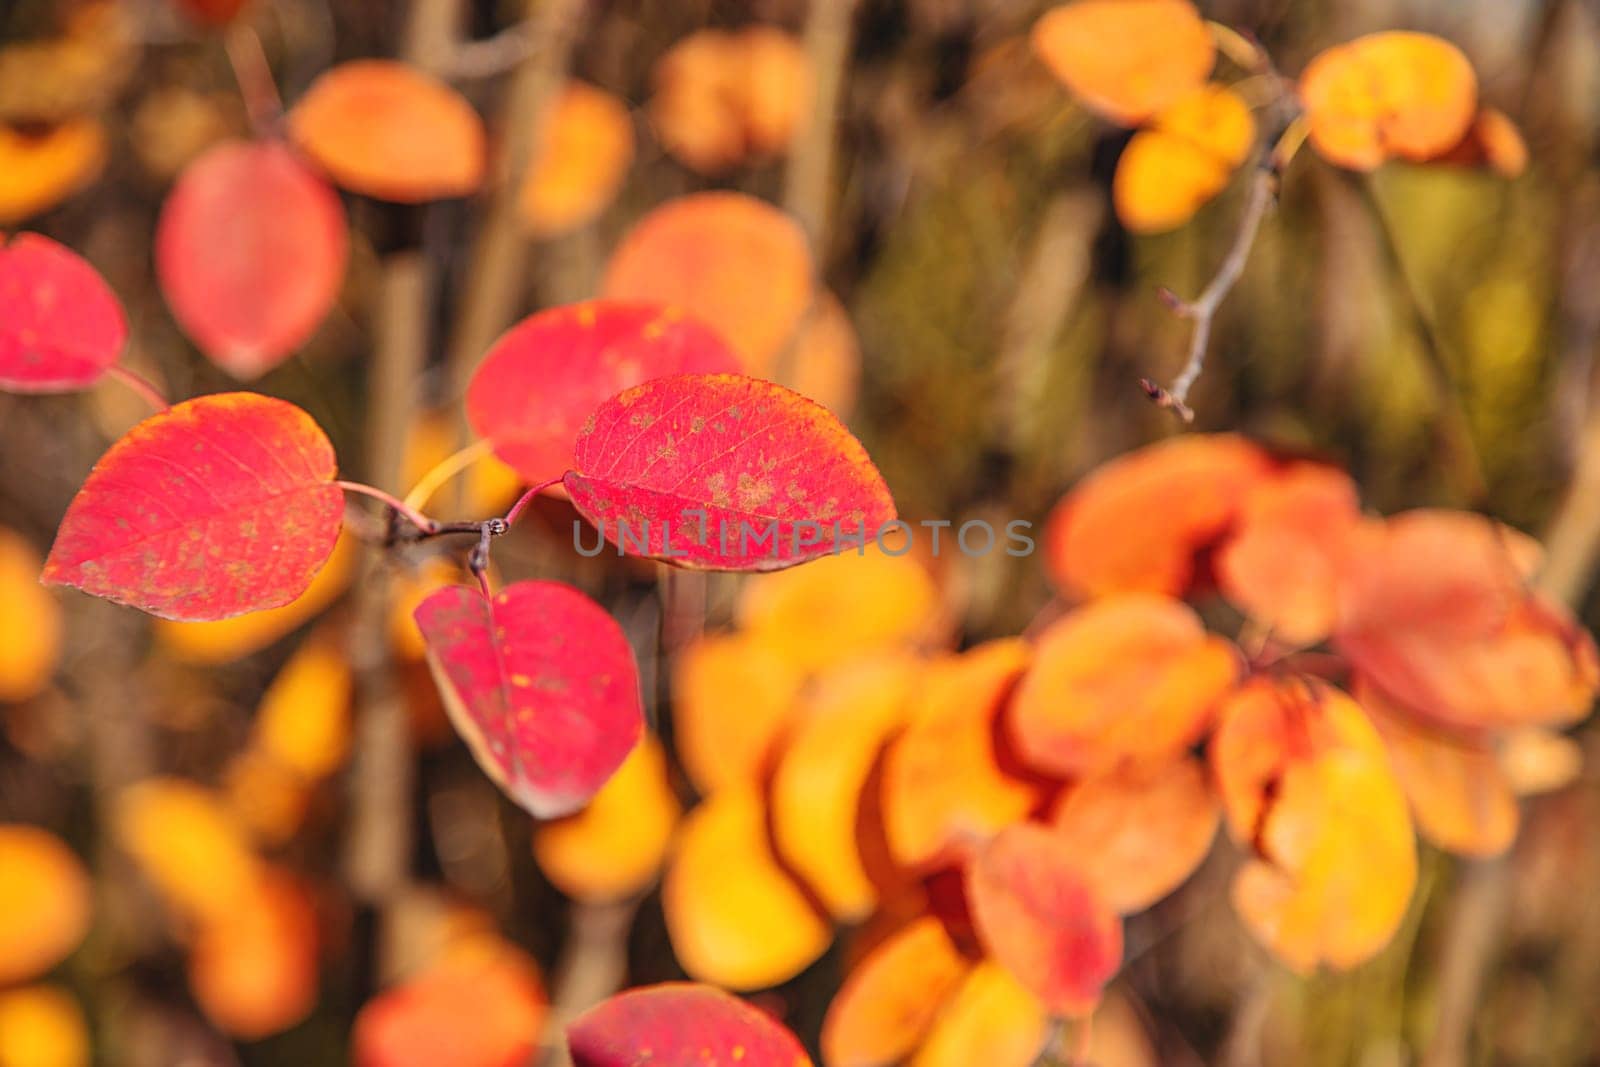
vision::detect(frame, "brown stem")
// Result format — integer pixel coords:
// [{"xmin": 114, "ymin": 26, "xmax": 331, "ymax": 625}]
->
[
  {"xmin": 222, "ymin": 21, "xmax": 282, "ymax": 134},
  {"xmin": 537, "ymin": 899, "xmax": 641, "ymax": 1066},
  {"xmin": 343, "ymin": 247, "xmax": 431, "ymax": 975},
  {"xmin": 782, "ymin": 0, "xmax": 860, "ymax": 249},
  {"xmin": 1144, "ymin": 163, "xmax": 1277, "ymax": 422}
]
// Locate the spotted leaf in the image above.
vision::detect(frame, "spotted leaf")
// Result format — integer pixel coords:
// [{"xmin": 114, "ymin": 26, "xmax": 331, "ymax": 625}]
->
[
  {"xmin": 412, "ymin": 580, "xmax": 643, "ymax": 819},
  {"xmin": 563, "ymin": 373, "xmax": 895, "ymax": 570},
  {"xmin": 0, "ymin": 232, "xmax": 126, "ymax": 393},
  {"xmin": 466, "ymin": 302, "xmax": 739, "ymax": 485},
  {"xmin": 567, "ymin": 983, "xmax": 813, "ymax": 1067},
  {"xmin": 43, "ymin": 393, "xmax": 343, "ymax": 620}
]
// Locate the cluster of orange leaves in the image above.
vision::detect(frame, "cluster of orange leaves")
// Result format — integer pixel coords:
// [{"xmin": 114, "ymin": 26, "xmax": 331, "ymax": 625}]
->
[
  {"xmin": 503, "ymin": 433, "xmax": 1596, "ymax": 1065},
  {"xmin": 1030, "ymin": 0, "xmax": 1527, "ymax": 234}
]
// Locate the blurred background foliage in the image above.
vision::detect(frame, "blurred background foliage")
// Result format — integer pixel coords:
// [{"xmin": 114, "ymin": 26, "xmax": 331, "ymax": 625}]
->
[{"xmin": 4, "ymin": 0, "xmax": 1600, "ymax": 1065}]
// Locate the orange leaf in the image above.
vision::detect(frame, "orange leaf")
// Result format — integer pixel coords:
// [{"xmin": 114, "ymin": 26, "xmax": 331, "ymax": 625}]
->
[
  {"xmin": 533, "ymin": 733, "xmax": 681, "ymax": 903},
  {"xmin": 1031, "ymin": 0, "xmax": 1215, "ymax": 126},
  {"xmin": 0, "ymin": 826, "xmax": 91, "ymax": 985},
  {"xmin": 1209, "ymin": 676, "xmax": 1389, "ymax": 843},
  {"xmin": 663, "ymin": 785, "xmax": 831, "ymax": 990},
  {"xmin": 910, "ymin": 961, "xmax": 1048, "ymax": 1067},
  {"xmin": 113, "ymin": 777, "xmax": 261, "ymax": 923},
  {"xmin": 966, "ymin": 823, "xmax": 1123, "ymax": 1017},
  {"xmin": 1114, "ymin": 84, "xmax": 1254, "ymax": 234},
  {"xmin": 519, "ymin": 80, "xmax": 635, "ymax": 237},
  {"xmin": 563, "ymin": 374, "xmax": 896, "ymax": 570},
  {"xmin": 1009, "ymin": 594, "xmax": 1239, "ymax": 778},
  {"xmin": 1498, "ymin": 726, "xmax": 1583, "ymax": 797},
  {"xmin": 649, "ymin": 28, "xmax": 813, "ymax": 175},
  {"xmin": 1334, "ymin": 510, "xmax": 1599, "ymax": 731},
  {"xmin": 43, "ymin": 393, "xmax": 345, "ymax": 621},
  {"xmin": 737, "ymin": 546, "xmax": 937, "ymax": 671},
  {"xmin": 0, "ymin": 119, "xmax": 105, "ymax": 225},
  {"xmin": 882, "ymin": 639, "xmax": 1040, "ymax": 871},
  {"xmin": 254, "ymin": 629, "xmax": 352, "ymax": 780},
  {"xmin": 289, "ymin": 60, "xmax": 485, "ymax": 202},
  {"xmin": 1298, "ymin": 31, "xmax": 1477, "ymax": 171},
  {"xmin": 0, "ymin": 985, "xmax": 88, "ymax": 1067},
  {"xmin": 568, "ymin": 983, "xmax": 813, "ymax": 1067},
  {"xmin": 671, "ymin": 632, "xmax": 805, "ymax": 794},
  {"xmin": 772, "ymin": 655, "xmax": 919, "ymax": 919},
  {"xmin": 1043, "ymin": 433, "xmax": 1270, "ymax": 598},
  {"xmin": 0, "ymin": 527, "xmax": 62, "ymax": 702},
  {"xmin": 1049, "ymin": 757, "xmax": 1219, "ymax": 914},
  {"xmin": 1215, "ymin": 461, "xmax": 1362, "ymax": 645},
  {"xmin": 155, "ymin": 139, "xmax": 347, "ymax": 378},
  {"xmin": 602, "ymin": 193, "xmax": 814, "ymax": 375},
  {"xmin": 788, "ymin": 290, "xmax": 862, "ymax": 416},
  {"xmin": 1357, "ymin": 677, "xmax": 1516, "ymax": 858},
  {"xmin": 1231, "ymin": 747, "xmax": 1416, "ymax": 973},
  {"xmin": 188, "ymin": 869, "xmax": 319, "ymax": 1039},
  {"xmin": 1427, "ymin": 107, "xmax": 1528, "ymax": 177},
  {"xmin": 822, "ymin": 917, "xmax": 971, "ymax": 1067},
  {"xmin": 353, "ymin": 943, "xmax": 547, "ymax": 1067}
]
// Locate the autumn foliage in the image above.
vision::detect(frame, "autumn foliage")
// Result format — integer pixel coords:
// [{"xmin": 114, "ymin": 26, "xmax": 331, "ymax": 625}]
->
[{"xmin": 0, "ymin": 3, "xmax": 1590, "ymax": 1066}]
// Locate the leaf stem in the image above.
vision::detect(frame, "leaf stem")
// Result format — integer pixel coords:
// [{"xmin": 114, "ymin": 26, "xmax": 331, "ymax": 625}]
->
[
  {"xmin": 335, "ymin": 480, "xmax": 440, "ymax": 534},
  {"xmin": 503, "ymin": 476, "xmax": 563, "ymax": 527},
  {"xmin": 105, "ymin": 365, "xmax": 171, "ymax": 413}
]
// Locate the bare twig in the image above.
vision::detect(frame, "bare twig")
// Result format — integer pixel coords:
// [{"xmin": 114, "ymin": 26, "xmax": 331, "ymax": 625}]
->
[
  {"xmin": 537, "ymin": 899, "xmax": 641, "ymax": 1067},
  {"xmin": 1143, "ymin": 164, "xmax": 1278, "ymax": 422}
]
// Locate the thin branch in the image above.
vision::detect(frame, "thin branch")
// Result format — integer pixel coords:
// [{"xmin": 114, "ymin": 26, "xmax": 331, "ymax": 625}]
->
[
  {"xmin": 503, "ymin": 476, "xmax": 562, "ymax": 527},
  {"xmin": 104, "ymin": 364, "xmax": 170, "ymax": 412},
  {"xmin": 1143, "ymin": 164, "xmax": 1278, "ymax": 422},
  {"xmin": 335, "ymin": 479, "xmax": 440, "ymax": 534}
]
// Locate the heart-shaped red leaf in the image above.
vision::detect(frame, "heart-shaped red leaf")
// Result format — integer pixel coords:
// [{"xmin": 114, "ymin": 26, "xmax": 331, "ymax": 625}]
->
[
  {"xmin": 0, "ymin": 232, "xmax": 127, "ymax": 392},
  {"xmin": 567, "ymin": 983, "xmax": 813, "ymax": 1067},
  {"xmin": 43, "ymin": 392, "xmax": 343, "ymax": 620},
  {"xmin": 966, "ymin": 822, "xmax": 1124, "ymax": 1018},
  {"xmin": 562, "ymin": 373, "xmax": 895, "ymax": 570},
  {"xmin": 466, "ymin": 302, "xmax": 739, "ymax": 484},
  {"xmin": 413, "ymin": 580, "xmax": 643, "ymax": 818},
  {"xmin": 156, "ymin": 139, "xmax": 348, "ymax": 379}
]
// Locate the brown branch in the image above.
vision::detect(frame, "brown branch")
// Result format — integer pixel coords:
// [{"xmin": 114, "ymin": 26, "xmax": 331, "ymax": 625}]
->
[
  {"xmin": 1143, "ymin": 163, "xmax": 1278, "ymax": 422},
  {"xmin": 444, "ymin": 0, "xmax": 586, "ymax": 437},
  {"xmin": 783, "ymin": 0, "xmax": 860, "ymax": 249},
  {"xmin": 536, "ymin": 899, "xmax": 640, "ymax": 1067}
]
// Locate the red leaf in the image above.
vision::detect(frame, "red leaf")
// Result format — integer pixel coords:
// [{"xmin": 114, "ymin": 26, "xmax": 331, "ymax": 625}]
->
[
  {"xmin": 966, "ymin": 823, "xmax": 1124, "ymax": 1017},
  {"xmin": 562, "ymin": 373, "xmax": 895, "ymax": 570},
  {"xmin": 567, "ymin": 983, "xmax": 813, "ymax": 1067},
  {"xmin": 156, "ymin": 140, "xmax": 348, "ymax": 379},
  {"xmin": 42, "ymin": 393, "xmax": 343, "ymax": 620},
  {"xmin": 412, "ymin": 580, "xmax": 644, "ymax": 818},
  {"xmin": 466, "ymin": 301, "xmax": 739, "ymax": 484},
  {"xmin": 0, "ymin": 232, "xmax": 126, "ymax": 392}
]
